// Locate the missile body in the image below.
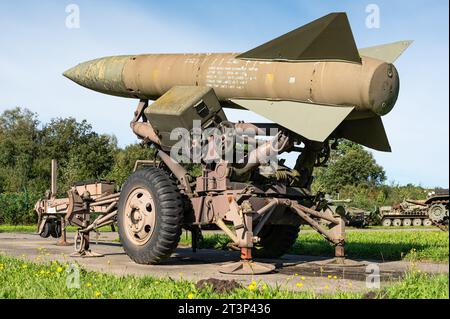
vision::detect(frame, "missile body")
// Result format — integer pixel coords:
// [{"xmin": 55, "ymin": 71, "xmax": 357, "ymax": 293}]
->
[
  {"xmin": 63, "ymin": 13, "xmax": 410, "ymax": 151},
  {"xmin": 64, "ymin": 53, "xmax": 399, "ymax": 118}
]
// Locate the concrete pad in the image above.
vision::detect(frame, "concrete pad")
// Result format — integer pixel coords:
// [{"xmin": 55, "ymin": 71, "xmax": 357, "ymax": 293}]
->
[{"xmin": 0, "ymin": 233, "xmax": 448, "ymax": 295}]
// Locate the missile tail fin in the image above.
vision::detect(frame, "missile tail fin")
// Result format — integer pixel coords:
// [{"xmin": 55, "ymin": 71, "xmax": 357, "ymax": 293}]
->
[
  {"xmin": 359, "ymin": 41, "xmax": 413, "ymax": 63},
  {"xmin": 336, "ymin": 117, "xmax": 392, "ymax": 152},
  {"xmin": 230, "ymin": 99, "xmax": 354, "ymax": 142},
  {"xmin": 237, "ymin": 12, "xmax": 361, "ymax": 64}
]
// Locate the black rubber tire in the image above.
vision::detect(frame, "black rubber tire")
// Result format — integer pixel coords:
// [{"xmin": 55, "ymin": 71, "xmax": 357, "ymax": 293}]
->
[
  {"xmin": 254, "ymin": 225, "xmax": 300, "ymax": 259},
  {"xmin": 118, "ymin": 168, "xmax": 184, "ymax": 265},
  {"xmin": 51, "ymin": 222, "xmax": 62, "ymax": 239},
  {"xmin": 39, "ymin": 222, "xmax": 52, "ymax": 238}
]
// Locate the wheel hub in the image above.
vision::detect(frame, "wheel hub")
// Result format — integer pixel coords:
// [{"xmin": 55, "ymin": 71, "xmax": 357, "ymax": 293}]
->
[
  {"xmin": 124, "ymin": 188, "xmax": 156, "ymax": 246},
  {"xmin": 429, "ymin": 204, "xmax": 447, "ymax": 223}
]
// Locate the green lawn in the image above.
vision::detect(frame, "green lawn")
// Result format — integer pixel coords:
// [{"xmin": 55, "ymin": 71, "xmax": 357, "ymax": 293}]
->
[
  {"xmin": 0, "ymin": 255, "xmax": 447, "ymax": 299},
  {"xmin": 2, "ymin": 225, "xmax": 448, "ymax": 263},
  {"xmin": 0, "ymin": 224, "xmax": 113, "ymax": 234},
  {"xmin": 180, "ymin": 230, "xmax": 449, "ymax": 263},
  {"xmin": 0, "ymin": 225, "xmax": 39, "ymax": 233}
]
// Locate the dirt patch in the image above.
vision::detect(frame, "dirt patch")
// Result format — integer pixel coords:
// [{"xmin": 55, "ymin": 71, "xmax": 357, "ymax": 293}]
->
[
  {"xmin": 362, "ymin": 291, "xmax": 378, "ymax": 299},
  {"xmin": 196, "ymin": 278, "xmax": 242, "ymax": 294}
]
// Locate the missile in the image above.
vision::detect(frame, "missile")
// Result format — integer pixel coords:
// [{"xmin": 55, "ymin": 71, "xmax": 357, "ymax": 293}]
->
[{"xmin": 64, "ymin": 13, "xmax": 412, "ymax": 152}]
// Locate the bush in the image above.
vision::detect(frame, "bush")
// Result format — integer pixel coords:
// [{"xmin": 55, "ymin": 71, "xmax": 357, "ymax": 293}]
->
[{"xmin": 0, "ymin": 192, "xmax": 40, "ymax": 225}]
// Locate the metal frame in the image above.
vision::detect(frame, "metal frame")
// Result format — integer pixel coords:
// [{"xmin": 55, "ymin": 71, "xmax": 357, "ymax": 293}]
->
[{"xmin": 36, "ymin": 97, "xmax": 349, "ymax": 273}]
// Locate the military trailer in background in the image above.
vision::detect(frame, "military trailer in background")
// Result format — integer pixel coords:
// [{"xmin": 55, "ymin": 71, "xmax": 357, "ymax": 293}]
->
[
  {"xmin": 326, "ymin": 198, "xmax": 370, "ymax": 228},
  {"xmin": 379, "ymin": 190, "xmax": 449, "ymax": 230}
]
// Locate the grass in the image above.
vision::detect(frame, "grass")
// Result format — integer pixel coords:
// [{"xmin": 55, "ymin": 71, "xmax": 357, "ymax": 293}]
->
[
  {"xmin": 179, "ymin": 230, "xmax": 449, "ymax": 263},
  {"xmin": 378, "ymin": 270, "xmax": 449, "ymax": 299},
  {"xmin": 0, "ymin": 255, "xmax": 447, "ymax": 299},
  {"xmin": 293, "ymin": 230, "xmax": 449, "ymax": 262},
  {"xmin": 2, "ymin": 225, "xmax": 448, "ymax": 263},
  {"xmin": 0, "ymin": 224, "xmax": 114, "ymax": 234},
  {"xmin": 0, "ymin": 225, "xmax": 38, "ymax": 233}
]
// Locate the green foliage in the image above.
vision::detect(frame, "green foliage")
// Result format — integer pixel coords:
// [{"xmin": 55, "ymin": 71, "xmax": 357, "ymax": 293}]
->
[
  {"xmin": 36, "ymin": 117, "xmax": 119, "ymax": 193},
  {"xmin": 313, "ymin": 141, "xmax": 386, "ymax": 193},
  {"xmin": 0, "ymin": 108, "xmax": 119, "ymax": 195},
  {"xmin": 335, "ymin": 183, "xmax": 428, "ymax": 211},
  {"xmin": 0, "ymin": 108, "xmax": 40, "ymax": 193},
  {"xmin": 108, "ymin": 144, "xmax": 156, "ymax": 187},
  {"xmin": 0, "ymin": 192, "xmax": 40, "ymax": 225},
  {"xmin": 379, "ymin": 270, "xmax": 449, "ymax": 299},
  {"xmin": 312, "ymin": 140, "xmax": 431, "ymax": 213}
]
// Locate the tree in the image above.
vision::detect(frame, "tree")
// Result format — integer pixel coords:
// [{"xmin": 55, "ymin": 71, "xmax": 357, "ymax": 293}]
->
[
  {"xmin": 313, "ymin": 140, "xmax": 386, "ymax": 193},
  {"xmin": 36, "ymin": 118, "xmax": 118, "ymax": 192},
  {"xmin": 0, "ymin": 108, "xmax": 40, "ymax": 192},
  {"xmin": 108, "ymin": 144, "xmax": 156, "ymax": 187},
  {"xmin": 0, "ymin": 108, "xmax": 118, "ymax": 194}
]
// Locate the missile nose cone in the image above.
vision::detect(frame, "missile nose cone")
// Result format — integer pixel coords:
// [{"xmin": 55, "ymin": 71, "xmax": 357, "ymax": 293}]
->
[
  {"xmin": 62, "ymin": 56, "xmax": 133, "ymax": 98},
  {"xmin": 63, "ymin": 66, "xmax": 78, "ymax": 82}
]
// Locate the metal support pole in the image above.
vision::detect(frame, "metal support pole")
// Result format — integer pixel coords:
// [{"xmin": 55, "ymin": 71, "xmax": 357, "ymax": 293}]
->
[
  {"xmin": 56, "ymin": 217, "xmax": 71, "ymax": 246},
  {"xmin": 51, "ymin": 159, "xmax": 71, "ymax": 247},
  {"xmin": 51, "ymin": 159, "xmax": 57, "ymax": 199}
]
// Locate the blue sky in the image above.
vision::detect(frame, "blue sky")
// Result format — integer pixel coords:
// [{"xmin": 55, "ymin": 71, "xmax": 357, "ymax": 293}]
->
[{"xmin": 0, "ymin": 0, "xmax": 448, "ymax": 187}]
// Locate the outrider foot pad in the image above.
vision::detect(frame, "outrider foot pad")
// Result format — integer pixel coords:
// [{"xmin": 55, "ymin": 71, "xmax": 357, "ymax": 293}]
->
[
  {"xmin": 70, "ymin": 250, "xmax": 104, "ymax": 258},
  {"xmin": 309, "ymin": 258, "xmax": 368, "ymax": 268},
  {"xmin": 219, "ymin": 260, "xmax": 276, "ymax": 275}
]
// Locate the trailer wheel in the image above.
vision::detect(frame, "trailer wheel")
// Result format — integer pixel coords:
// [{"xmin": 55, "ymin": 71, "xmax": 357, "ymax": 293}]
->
[
  {"xmin": 39, "ymin": 222, "xmax": 52, "ymax": 238},
  {"xmin": 50, "ymin": 221, "xmax": 62, "ymax": 238},
  {"xmin": 254, "ymin": 225, "xmax": 300, "ymax": 259},
  {"xmin": 118, "ymin": 168, "xmax": 184, "ymax": 265}
]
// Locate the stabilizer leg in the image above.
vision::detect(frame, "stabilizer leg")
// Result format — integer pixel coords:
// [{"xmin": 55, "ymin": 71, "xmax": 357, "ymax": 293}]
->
[
  {"xmin": 70, "ymin": 230, "xmax": 104, "ymax": 258},
  {"xmin": 219, "ymin": 202, "xmax": 275, "ymax": 275}
]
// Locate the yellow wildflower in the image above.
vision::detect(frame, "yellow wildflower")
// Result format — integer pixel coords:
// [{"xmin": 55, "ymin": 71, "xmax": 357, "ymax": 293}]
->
[
  {"xmin": 301, "ymin": 276, "xmax": 306, "ymax": 281},
  {"xmin": 296, "ymin": 283, "xmax": 304, "ymax": 288},
  {"xmin": 94, "ymin": 291, "xmax": 102, "ymax": 298},
  {"xmin": 188, "ymin": 293, "xmax": 195, "ymax": 299},
  {"xmin": 248, "ymin": 284, "xmax": 256, "ymax": 291},
  {"xmin": 327, "ymin": 275, "xmax": 332, "ymax": 279},
  {"xmin": 324, "ymin": 285, "xmax": 329, "ymax": 290},
  {"xmin": 333, "ymin": 276, "xmax": 338, "ymax": 280},
  {"xmin": 56, "ymin": 267, "xmax": 63, "ymax": 273},
  {"xmin": 294, "ymin": 273, "xmax": 299, "ymax": 277},
  {"xmin": 86, "ymin": 282, "xmax": 92, "ymax": 288}
]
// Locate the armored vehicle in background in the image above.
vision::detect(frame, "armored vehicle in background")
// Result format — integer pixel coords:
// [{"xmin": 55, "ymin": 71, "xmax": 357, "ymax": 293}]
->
[
  {"xmin": 326, "ymin": 198, "xmax": 369, "ymax": 228},
  {"xmin": 379, "ymin": 190, "xmax": 449, "ymax": 230}
]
